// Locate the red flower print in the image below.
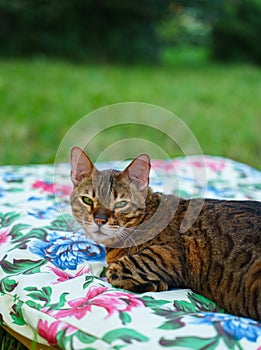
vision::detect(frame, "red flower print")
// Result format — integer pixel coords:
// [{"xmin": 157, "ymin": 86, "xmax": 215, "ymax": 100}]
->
[
  {"xmin": 0, "ymin": 229, "xmax": 10, "ymax": 244},
  {"xmin": 189, "ymin": 157, "xmax": 226, "ymax": 173},
  {"xmin": 49, "ymin": 266, "xmax": 91, "ymax": 284},
  {"xmin": 37, "ymin": 319, "xmax": 60, "ymax": 346},
  {"xmin": 152, "ymin": 160, "xmax": 177, "ymax": 172},
  {"xmin": 32, "ymin": 181, "xmax": 72, "ymax": 196},
  {"xmin": 50, "ymin": 285, "xmax": 144, "ymax": 320},
  {"xmin": 38, "ymin": 319, "xmax": 76, "ymax": 346}
]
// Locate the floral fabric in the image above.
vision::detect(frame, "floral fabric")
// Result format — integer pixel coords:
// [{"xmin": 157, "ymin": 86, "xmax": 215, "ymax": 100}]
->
[{"xmin": 0, "ymin": 156, "xmax": 261, "ymax": 349}]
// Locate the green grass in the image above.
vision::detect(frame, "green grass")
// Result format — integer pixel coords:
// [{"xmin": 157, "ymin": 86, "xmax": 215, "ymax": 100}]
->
[
  {"xmin": 0, "ymin": 328, "xmax": 27, "ymax": 350},
  {"xmin": 0, "ymin": 47, "xmax": 260, "ymax": 169}
]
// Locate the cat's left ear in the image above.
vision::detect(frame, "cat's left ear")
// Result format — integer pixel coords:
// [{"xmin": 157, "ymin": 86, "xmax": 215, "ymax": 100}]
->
[
  {"xmin": 70, "ymin": 147, "xmax": 95, "ymax": 185},
  {"xmin": 123, "ymin": 154, "xmax": 151, "ymax": 191}
]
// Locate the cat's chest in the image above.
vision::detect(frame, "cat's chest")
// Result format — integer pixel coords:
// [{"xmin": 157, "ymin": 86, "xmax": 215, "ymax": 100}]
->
[{"xmin": 106, "ymin": 247, "xmax": 136, "ymax": 264}]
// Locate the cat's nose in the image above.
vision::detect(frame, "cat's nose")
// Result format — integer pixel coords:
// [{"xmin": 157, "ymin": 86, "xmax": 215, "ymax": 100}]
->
[{"xmin": 94, "ymin": 213, "xmax": 108, "ymax": 227}]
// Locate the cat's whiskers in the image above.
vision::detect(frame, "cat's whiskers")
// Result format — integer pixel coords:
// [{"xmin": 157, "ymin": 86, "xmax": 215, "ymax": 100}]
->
[
  {"xmin": 116, "ymin": 228, "xmax": 138, "ymax": 251},
  {"xmin": 116, "ymin": 226, "xmax": 150, "ymax": 251},
  {"xmin": 78, "ymin": 218, "xmax": 93, "ymax": 232}
]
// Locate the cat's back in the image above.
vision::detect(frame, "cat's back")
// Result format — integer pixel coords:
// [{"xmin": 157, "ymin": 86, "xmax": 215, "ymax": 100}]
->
[
  {"xmin": 201, "ymin": 199, "xmax": 261, "ymax": 240},
  {"xmin": 178, "ymin": 199, "xmax": 261, "ymax": 320},
  {"xmin": 203, "ymin": 198, "xmax": 261, "ymax": 215}
]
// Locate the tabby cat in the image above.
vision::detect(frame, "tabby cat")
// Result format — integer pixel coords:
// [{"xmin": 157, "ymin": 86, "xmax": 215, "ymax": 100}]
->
[{"xmin": 70, "ymin": 146, "xmax": 261, "ymax": 321}]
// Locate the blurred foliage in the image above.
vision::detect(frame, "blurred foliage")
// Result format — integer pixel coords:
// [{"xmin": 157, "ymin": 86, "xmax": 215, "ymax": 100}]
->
[
  {"xmin": 157, "ymin": 6, "xmax": 211, "ymax": 47},
  {"xmin": 211, "ymin": 0, "xmax": 261, "ymax": 65},
  {"xmin": 0, "ymin": 0, "xmax": 170, "ymax": 63},
  {"xmin": 1, "ymin": 0, "xmax": 261, "ymax": 64},
  {"xmin": 159, "ymin": 0, "xmax": 261, "ymax": 65}
]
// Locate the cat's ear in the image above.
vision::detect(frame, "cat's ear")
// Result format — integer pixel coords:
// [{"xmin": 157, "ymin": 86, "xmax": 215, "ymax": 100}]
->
[
  {"xmin": 123, "ymin": 153, "xmax": 151, "ymax": 191},
  {"xmin": 70, "ymin": 147, "xmax": 94, "ymax": 185}
]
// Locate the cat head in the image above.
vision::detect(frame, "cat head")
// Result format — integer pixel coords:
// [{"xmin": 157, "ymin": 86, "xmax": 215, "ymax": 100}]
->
[{"xmin": 70, "ymin": 147, "xmax": 151, "ymax": 246}]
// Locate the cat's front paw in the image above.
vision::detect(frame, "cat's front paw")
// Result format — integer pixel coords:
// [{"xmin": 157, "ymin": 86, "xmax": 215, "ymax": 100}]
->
[
  {"xmin": 106, "ymin": 262, "xmax": 168, "ymax": 293},
  {"xmin": 106, "ymin": 262, "xmax": 128, "ymax": 290}
]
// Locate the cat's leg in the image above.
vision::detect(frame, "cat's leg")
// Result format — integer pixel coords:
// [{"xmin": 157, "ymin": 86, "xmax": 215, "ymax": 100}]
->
[{"xmin": 106, "ymin": 255, "xmax": 169, "ymax": 293}]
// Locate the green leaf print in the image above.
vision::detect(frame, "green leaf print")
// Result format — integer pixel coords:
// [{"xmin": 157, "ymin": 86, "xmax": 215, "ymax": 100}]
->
[
  {"xmin": 83, "ymin": 276, "xmax": 96, "ymax": 289},
  {"xmin": 140, "ymin": 295, "xmax": 170, "ymax": 308},
  {"xmin": 9, "ymin": 227, "xmax": 48, "ymax": 251},
  {"xmin": 6, "ymin": 188, "xmax": 23, "ymax": 192},
  {"xmin": 25, "ymin": 286, "xmax": 68, "ymax": 310},
  {"xmin": 56, "ymin": 328, "xmax": 72, "ymax": 348},
  {"xmin": 10, "ymin": 300, "xmax": 26, "ymax": 326},
  {"xmin": 214, "ymin": 322, "xmax": 239, "ymax": 349},
  {"xmin": 0, "ymin": 257, "xmax": 46, "ymax": 275},
  {"xmin": 0, "ymin": 211, "xmax": 20, "ymax": 228},
  {"xmin": 0, "ymin": 277, "xmax": 18, "ymax": 293},
  {"xmin": 10, "ymin": 223, "xmax": 31, "ymax": 240},
  {"xmin": 56, "ymin": 328, "xmax": 98, "ymax": 349},
  {"xmin": 187, "ymin": 292, "xmax": 224, "ymax": 313},
  {"xmin": 158, "ymin": 317, "xmax": 185, "ymax": 330},
  {"xmin": 13, "ymin": 227, "xmax": 46, "ymax": 242},
  {"xmin": 152, "ymin": 307, "xmax": 185, "ymax": 330},
  {"xmin": 48, "ymin": 292, "xmax": 69, "ymax": 310},
  {"xmin": 76, "ymin": 331, "xmax": 98, "ymax": 344},
  {"xmin": 47, "ymin": 214, "xmax": 80, "ymax": 232},
  {"xmin": 26, "ymin": 300, "xmax": 42, "ymax": 311},
  {"xmin": 103, "ymin": 328, "xmax": 149, "ymax": 345},
  {"xmin": 157, "ymin": 292, "xmax": 224, "ymax": 332},
  {"xmin": 172, "ymin": 189, "xmax": 192, "ymax": 198},
  {"xmin": 119, "ymin": 311, "xmax": 132, "ymax": 325},
  {"xmin": 160, "ymin": 335, "xmax": 220, "ymax": 349},
  {"xmin": 26, "ymin": 289, "xmax": 50, "ymax": 303},
  {"xmin": 173, "ymin": 300, "xmax": 197, "ymax": 313}
]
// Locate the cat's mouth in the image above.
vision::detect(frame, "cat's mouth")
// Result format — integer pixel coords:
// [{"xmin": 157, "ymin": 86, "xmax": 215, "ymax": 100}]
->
[
  {"xmin": 93, "ymin": 227, "xmax": 108, "ymax": 235},
  {"xmin": 86, "ymin": 225, "xmax": 115, "ymax": 243},
  {"xmin": 82, "ymin": 221, "xmax": 137, "ymax": 247},
  {"xmin": 87, "ymin": 225, "xmax": 127, "ymax": 246}
]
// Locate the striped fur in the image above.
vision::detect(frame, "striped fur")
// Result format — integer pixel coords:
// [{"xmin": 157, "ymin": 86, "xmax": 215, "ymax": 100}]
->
[{"xmin": 70, "ymin": 148, "xmax": 261, "ymax": 321}]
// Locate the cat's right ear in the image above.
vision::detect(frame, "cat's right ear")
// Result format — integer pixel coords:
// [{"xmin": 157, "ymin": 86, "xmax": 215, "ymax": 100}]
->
[{"xmin": 70, "ymin": 147, "xmax": 94, "ymax": 185}]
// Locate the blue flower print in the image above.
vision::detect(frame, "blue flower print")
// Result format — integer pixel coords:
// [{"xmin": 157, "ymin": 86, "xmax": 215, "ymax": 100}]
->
[
  {"xmin": 29, "ymin": 231, "xmax": 106, "ymax": 270},
  {"xmin": 187, "ymin": 312, "xmax": 261, "ymax": 343},
  {"xmin": 221, "ymin": 316, "xmax": 261, "ymax": 342},
  {"xmin": 28, "ymin": 207, "xmax": 58, "ymax": 220},
  {"xmin": 3, "ymin": 172, "xmax": 24, "ymax": 183}
]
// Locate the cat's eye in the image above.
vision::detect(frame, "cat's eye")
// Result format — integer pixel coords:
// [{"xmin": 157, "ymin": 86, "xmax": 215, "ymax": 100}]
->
[
  {"xmin": 115, "ymin": 200, "xmax": 128, "ymax": 209},
  {"xmin": 81, "ymin": 196, "xmax": 93, "ymax": 206}
]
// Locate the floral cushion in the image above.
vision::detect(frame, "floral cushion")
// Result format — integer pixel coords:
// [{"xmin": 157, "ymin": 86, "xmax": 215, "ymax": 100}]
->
[{"xmin": 0, "ymin": 156, "xmax": 261, "ymax": 349}]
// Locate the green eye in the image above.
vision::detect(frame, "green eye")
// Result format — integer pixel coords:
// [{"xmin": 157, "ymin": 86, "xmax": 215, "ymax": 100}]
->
[
  {"xmin": 82, "ymin": 196, "xmax": 93, "ymax": 206},
  {"xmin": 115, "ymin": 200, "xmax": 128, "ymax": 209}
]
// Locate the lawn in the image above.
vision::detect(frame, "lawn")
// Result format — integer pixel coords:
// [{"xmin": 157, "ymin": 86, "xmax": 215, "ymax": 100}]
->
[
  {"xmin": 0, "ymin": 47, "xmax": 260, "ymax": 169},
  {"xmin": 0, "ymin": 327, "xmax": 27, "ymax": 350}
]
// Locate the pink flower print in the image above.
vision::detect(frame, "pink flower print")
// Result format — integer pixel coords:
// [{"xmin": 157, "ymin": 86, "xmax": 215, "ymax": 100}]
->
[
  {"xmin": 49, "ymin": 265, "xmax": 91, "ymax": 284},
  {"xmin": 204, "ymin": 158, "xmax": 226, "ymax": 173},
  {"xmin": 0, "ymin": 229, "xmax": 10, "ymax": 244},
  {"xmin": 37, "ymin": 319, "xmax": 60, "ymax": 346},
  {"xmin": 32, "ymin": 180, "xmax": 72, "ymax": 197},
  {"xmin": 51, "ymin": 285, "xmax": 144, "ymax": 320},
  {"xmin": 189, "ymin": 157, "xmax": 226, "ymax": 174},
  {"xmin": 38, "ymin": 319, "xmax": 76, "ymax": 346},
  {"xmin": 33, "ymin": 181, "xmax": 55, "ymax": 193},
  {"xmin": 151, "ymin": 160, "xmax": 176, "ymax": 172}
]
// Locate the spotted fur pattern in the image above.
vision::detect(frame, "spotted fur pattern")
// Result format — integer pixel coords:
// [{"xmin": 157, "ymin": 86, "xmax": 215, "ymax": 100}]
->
[{"xmin": 70, "ymin": 147, "xmax": 261, "ymax": 321}]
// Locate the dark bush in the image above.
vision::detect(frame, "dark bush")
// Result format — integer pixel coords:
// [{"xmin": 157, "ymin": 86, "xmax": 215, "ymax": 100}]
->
[
  {"xmin": 211, "ymin": 0, "xmax": 261, "ymax": 65},
  {"xmin": 0, "ymin": 0, "xmax": 170, "ymax": 63}
]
